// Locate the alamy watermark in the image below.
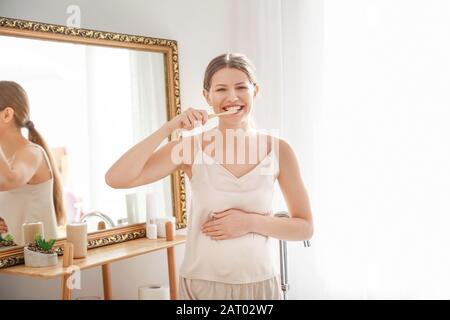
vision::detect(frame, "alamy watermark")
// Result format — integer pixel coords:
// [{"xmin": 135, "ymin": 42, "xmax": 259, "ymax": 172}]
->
[
  {"xmin": 171, "ymin": 128, "xmax": 280, "ymax": 177},
  {"xmin": 66, "ymin": 5, "xmax": 81, "ymax": 28}
]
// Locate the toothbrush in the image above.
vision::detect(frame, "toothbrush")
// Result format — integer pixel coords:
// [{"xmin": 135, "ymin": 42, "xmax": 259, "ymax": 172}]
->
[
  {"xmin": 172, "ymin": 108, "xmax": 239, "ymax": 140},
  {"xmin": 207, "ymin": 108, "xmax": 239, "ymax": 119}
]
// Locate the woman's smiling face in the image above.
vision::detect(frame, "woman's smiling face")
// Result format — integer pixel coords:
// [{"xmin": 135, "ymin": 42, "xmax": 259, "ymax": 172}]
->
[{"xmin": 203, "ymin": 67, "xmax": 259, "ymax": 125}]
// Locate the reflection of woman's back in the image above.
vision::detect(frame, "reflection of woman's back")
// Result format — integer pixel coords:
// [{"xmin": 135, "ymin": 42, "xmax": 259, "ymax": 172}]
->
[
  {"xmin": 0, "ymin": 144, "xmax": 58, "ymax": 245},
  {"xmin": 0, "ymin": 81, "xmax": 64, "ymax": 246}
]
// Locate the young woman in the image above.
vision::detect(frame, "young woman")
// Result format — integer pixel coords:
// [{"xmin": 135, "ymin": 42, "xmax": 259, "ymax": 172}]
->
[
  {"xmin": 0, "ymin": 81, "xmax": 65, "ymax": 245},
  {"xmin": 106, "ymin": 53, "xmax": 313, "ymax": 300}
]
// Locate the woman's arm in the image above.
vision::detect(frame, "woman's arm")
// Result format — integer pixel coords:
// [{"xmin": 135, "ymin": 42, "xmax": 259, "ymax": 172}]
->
[
  {"xmin": 105, "ymin": 108, "xmax": 208, "ymax": 189},
  {"xmin": 248, "ymin": 138, "xmax": 314, "ymax": 241},
  {"xmin": 202, "ymin": 138, "xmax": 313, "ymax": 241},
  {"xmin": 0, "ymin": 146, "xmax": 42, "ymax": 191}
]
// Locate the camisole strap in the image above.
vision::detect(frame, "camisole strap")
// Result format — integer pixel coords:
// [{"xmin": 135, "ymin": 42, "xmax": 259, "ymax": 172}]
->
[{"xmin": 27, "ymin": 144, "xmax": 54, "ymax": 179}]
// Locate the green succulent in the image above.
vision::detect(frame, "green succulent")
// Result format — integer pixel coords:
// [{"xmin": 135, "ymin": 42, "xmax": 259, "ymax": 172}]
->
[
  {"xmin": 34, "ymin": 234, "xmax": 56, "ymax": 252},
  {"xmin": 0, "ymin": 233, "xmax": 14, "ymax": 243}
]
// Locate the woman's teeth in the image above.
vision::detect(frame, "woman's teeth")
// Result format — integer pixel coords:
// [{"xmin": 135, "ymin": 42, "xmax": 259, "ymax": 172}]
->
[{"xmin": 223, "ymin": 105, "xmax": 243, "ymax": 112}]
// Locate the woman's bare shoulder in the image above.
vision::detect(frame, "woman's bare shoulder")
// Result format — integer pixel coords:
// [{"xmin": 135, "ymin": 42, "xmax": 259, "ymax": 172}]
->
[
  {"xmin": 12, "ymin": 142, "xmax": 43, "ymax": 164},
  {"xmin": 254, "ymin": 132, "xmax": 284, "ymax": 153},
  {"xmin": 256, "ymin": 133, "xmax": 297, "ymax": 163},
  {"xmin": 275, "ymin": 138, "xmax": 301, "ymax": 173}
]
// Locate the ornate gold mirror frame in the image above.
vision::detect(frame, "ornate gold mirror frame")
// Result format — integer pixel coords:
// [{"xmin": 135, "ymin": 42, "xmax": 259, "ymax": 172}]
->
[{"xmin": 0, "ymin": 16, "xmax": 187, "ymax": 269}]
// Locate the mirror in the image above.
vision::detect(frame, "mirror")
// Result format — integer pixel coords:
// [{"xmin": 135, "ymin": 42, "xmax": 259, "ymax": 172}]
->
[{"xmin": 0, "ymin": 17, "xmax": 186, "ymax": 265}]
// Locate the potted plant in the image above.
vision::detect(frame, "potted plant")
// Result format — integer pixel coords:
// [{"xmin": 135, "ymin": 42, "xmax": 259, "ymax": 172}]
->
[
  {"xmin": 24, "ymin": 234, "xmax": 58, "ymax": 267},
  {"xmin": 0, "ymin": 233, "xmax": 16, "ymax": 248}
]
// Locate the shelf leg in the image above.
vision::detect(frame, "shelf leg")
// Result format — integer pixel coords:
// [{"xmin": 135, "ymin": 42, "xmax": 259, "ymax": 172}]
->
[
  {"xmin": 102, "ymin": 263, "xmax": 112, "ymax": 300},
  {"xmin": 165, "ymin": 222, "xmax": 177, "ymax": 300}
]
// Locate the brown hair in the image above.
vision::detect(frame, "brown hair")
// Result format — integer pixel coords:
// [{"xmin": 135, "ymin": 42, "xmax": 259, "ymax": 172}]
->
[
  {"xmin": 0, "ymin": 81, "xmax": 66, "ymax": 225},
  {"xmin": 203, "ymin": 53, "xmax": 257, "ymax": 91}
]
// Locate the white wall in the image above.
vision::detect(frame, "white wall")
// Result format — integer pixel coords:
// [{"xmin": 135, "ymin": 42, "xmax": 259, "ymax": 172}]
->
[
  {"xmin": 315, "ymin": 0, "xmax": 450, "ymax": 299},
  {"xmin": 0, "ymin": 0, "xmax": 235, "ymax": 299}
]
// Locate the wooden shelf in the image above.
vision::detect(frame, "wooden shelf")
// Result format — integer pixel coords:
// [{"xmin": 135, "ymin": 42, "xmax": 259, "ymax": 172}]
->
[{"xmin": 0, "ymin": 235, "xmax": 186, "ymax": 279}]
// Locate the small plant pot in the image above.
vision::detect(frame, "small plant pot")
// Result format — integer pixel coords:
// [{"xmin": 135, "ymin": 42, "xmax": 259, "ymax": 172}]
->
[
  {"xmin": 24, "ymin": 246, "xmax": 58, "ymax": 267},
  {"xmin": 0, "ymin": 241, "xmax": 16, "ymax": 248}
]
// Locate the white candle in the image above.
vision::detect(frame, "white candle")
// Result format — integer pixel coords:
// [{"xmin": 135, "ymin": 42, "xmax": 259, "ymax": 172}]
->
[
  {"xmin": 126, "ymin": 193, "xmax": 139, "ymax": 224},
  {"xmin": 66, "ymin": 223, "xmax": 87, "ymax": 259},
  {"xmin": 22, "ymin": 222, "xmax": 44, "ymax": 246},
  {"xmin": 145, "ymin": 192, "xmax": 160, "ymax": 224}
]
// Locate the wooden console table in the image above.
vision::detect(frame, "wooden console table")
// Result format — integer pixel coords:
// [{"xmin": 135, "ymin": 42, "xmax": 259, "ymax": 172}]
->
[{"xmin": 0, "ymin": 235, "xmax": 186, "ymax": 300}]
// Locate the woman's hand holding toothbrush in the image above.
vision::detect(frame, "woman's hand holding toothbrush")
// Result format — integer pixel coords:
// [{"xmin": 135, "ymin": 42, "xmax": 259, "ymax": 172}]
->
[{"xmin": 167, "ymin": 107, "xmax": 238, "ymax": 140}]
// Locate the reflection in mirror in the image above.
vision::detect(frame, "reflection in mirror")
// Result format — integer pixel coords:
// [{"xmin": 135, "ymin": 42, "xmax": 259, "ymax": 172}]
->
[
  {"xmin": 0, "ymin": 227, "xmax": 16, "ymax": 251},
  {"xmin": 0, "ymin": 35, "xmax": 173, "ymax": 244}
]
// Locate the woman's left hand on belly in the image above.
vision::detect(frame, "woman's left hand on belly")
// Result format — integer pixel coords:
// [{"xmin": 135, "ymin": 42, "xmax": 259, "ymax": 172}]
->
[{"xmin": 201, "ymin": 209, "xmax": 252, "ymax": 240}]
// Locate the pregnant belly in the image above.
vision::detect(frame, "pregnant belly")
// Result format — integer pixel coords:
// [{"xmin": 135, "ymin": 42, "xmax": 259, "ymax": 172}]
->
[{"xmin": 197, "ymin": 233, "xmax": 275, "ymax": 280}]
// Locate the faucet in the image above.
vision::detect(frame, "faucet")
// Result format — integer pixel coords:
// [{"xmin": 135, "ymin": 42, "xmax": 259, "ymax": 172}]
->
[
  {"xmin": 274, "ymin": 211, "xmax": 312, "ymax": 300},
  {"xmin": 80, "ymin": 211, "xmax": 116, "ymax": 228}
]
